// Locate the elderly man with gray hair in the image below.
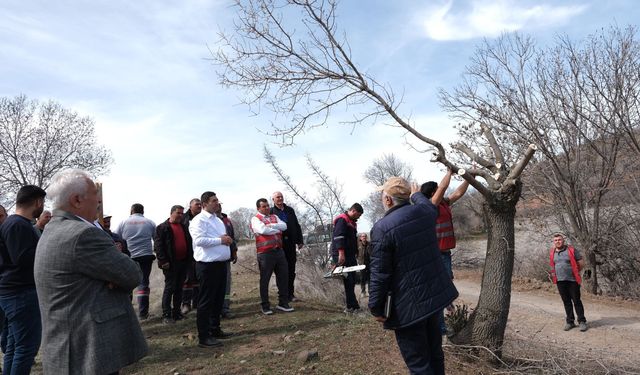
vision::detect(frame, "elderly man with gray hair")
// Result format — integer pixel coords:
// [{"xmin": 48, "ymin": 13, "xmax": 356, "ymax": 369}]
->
[
  {"xmin": 369, "ymin": 177, "xmax": 458, "ymax": 375},
  {"xmin": 34, "ymin": 169, "xmax": 148, "ymax": 375}
]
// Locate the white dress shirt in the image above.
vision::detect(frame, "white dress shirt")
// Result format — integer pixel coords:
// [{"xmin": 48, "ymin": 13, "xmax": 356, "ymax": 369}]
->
[
  {"xmin": 250, "ymin": 213, "xmax": 287, "ymax": 235},
  {"xmin": 189, "ymin": 210, "xmax": 231, "ymax": 262}
]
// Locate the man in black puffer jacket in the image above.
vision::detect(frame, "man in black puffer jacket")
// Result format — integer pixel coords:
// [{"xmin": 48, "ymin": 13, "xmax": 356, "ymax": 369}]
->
[{"xmin": 369, "ymin": 177, "xmax": 458, "ymax": 375}]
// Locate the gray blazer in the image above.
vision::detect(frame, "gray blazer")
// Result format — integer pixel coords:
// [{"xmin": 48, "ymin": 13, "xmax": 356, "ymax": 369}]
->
[{"xmin": 34, "ymin": 210, "xmax": 148, "ymax": 374}]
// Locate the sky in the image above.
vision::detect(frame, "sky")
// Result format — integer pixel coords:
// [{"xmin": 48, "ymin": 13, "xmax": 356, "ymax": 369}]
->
[{"xmin": 1, "ymin": 0, "xmax": 638, "ymax": 231}]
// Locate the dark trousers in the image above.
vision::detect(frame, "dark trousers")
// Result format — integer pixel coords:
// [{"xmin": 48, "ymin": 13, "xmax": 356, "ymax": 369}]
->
[
  {"xmin": 333, "ymin": 255, "xmax": 359, "ymax": 310},
  {"xmin": 0, "ymin": 288, "xmax": 41, "ymax": 375},
  {"xmin": 257, "ymin": 249, "xmax": 289, "ymax": 309},
  {"xmin": 395, "ymin": 314, "xmax": 445, "ymax": 375},
  {"xmin": 162, "ymin": 259, "xmax": 189, "ymax": 318},
  {"xmin": 343, "ymin": 272, "xmax": 360, "ymax": 309},
  {"xmin": 283, "ymin": 242, "xmax": 297, "ymax": 298},
  {"xmin": 182, "ymin": 261, "xmax": 199, "ymax": 308},
  {"xmin": 196, "ymin": 261, "xmax": 227, "ymax": 340},
  {"xmin": 557, "ymin": 280, "xmax": 586, "ymax": 323},
  {"xmin": 438, "ymin": 251, "xmax": 453, "ymax": 334},
  {"xmin": 360, "ymin": 262, "xmax": 370, "ymax": 294},
  {"xmin": 133, "ymin": 255, "xmax": 154, "ymax": 318},
  {"xmin": 223, "ymin": 262, "xmax": 232, "ymax": 314}
]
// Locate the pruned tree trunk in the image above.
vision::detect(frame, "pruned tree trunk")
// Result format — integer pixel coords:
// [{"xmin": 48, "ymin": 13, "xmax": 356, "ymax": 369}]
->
[
  {"xmin": 583, "ymin": 250, "xmax": 599, "ymax": 295},
  {"xmin": 451, "ymin": 182, "xmax": 521, "ymax": 358}
]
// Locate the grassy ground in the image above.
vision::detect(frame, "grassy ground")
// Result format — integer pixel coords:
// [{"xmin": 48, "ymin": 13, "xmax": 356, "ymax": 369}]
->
[{"xmin": 122, "ymin": 260, "xmax": 487, "ymax": 375}]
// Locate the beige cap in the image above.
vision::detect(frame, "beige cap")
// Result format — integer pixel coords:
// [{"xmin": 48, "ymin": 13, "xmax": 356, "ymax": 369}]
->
[{"xmin": 378, "ymin": 176, "xmax": 411, "ymax": 199}]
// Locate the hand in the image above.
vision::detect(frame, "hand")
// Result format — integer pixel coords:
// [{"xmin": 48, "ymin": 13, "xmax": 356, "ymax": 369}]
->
[
  {"xmin": 374, "ymin": 315, "xmax": 387, "ymax": 323},
  {"xmin": 220, "ymin": 235, "xmax": 233, "ymax": 245},
  {"xmin": 114, "ymin": 242, "xmax": 123, "ymax": 252},
  {"xmin": 160, "ymin": 262, "xmax": 170, "ymax": 270},
  {"xmin": 410, "ymin": 183, "xmax": 420, "ymax": 195},
  {"xmin": 231, "ymin": 250, "xmax": 238, "ymax": 264},
  {"xmin": 338, "ymin": 249, "xmax": 345, "ymax": 266}
]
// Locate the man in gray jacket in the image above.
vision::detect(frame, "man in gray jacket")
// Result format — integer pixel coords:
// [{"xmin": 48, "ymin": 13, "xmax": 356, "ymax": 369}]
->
[
  {"xmin": 115, "ymin": 203, "xmax": 156, "ymax": 319},
  {"xmin": 35, "ymin": 169, "xmax": 148, "ymax": 374}
]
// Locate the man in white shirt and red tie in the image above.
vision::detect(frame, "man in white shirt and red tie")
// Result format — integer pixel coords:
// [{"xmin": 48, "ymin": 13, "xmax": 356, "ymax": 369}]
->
[
  {"xmin": 189, "ymin": 191, "xmax": 234, "ymax": 348},
  {"xmin": 250, "ymin": 198, "xmax": 294, "ymax": 315}
]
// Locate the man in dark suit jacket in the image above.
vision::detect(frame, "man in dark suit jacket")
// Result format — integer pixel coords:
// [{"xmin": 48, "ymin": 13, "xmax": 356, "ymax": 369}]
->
[
  {"xmin": 270, "ymin": 192, "xmax": 304, "ymax": 302},
  {"xmin": 34, "ymin": 169, "xmax": 148, "ymax": 374}
]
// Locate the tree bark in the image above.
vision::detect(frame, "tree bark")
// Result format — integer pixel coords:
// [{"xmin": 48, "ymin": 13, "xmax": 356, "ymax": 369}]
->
[{"xmin": 450, "ymin": 182, "xmax": 521, "ymax": 358}]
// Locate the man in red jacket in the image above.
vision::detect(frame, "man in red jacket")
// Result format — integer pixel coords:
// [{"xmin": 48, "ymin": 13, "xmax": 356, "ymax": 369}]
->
[{"xmin": 549, "ymin": 233, "xmax": 587, "ymax": 332}]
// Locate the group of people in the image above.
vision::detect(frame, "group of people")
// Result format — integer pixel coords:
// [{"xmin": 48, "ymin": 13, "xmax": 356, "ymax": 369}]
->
[{"xmin": 0, "ymin": 166, "xmax": 590, "ymax": 375}]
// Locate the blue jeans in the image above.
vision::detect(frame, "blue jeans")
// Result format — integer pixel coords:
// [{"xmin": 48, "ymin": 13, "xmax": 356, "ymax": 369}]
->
[
  {"xmin": 439, "ymin": 251, "xmax": 453, "ymax": 334},
  {"xmin": 0, "ymin": 288, "xmax": 41, "ymax": 375}
]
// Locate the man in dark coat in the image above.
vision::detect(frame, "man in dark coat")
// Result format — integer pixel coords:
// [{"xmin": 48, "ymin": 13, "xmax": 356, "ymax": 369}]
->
[
  {"xmin": 331, "ymin": 203, "xmax": 363, "ymax": 313},
  {"xmin": 369, "ymin": 177, "xmax": 458, "ymax": 375},
  {"xmin": 181, "ymin": 198, "xmax": 202, "ymax": 314},
  {"xmin": 154, "ymin": 205, "xmax": 194, "ymax": 323},
  {"xmin": 270, "ymin": 191, "xmax": 304, "ymax": 302}
]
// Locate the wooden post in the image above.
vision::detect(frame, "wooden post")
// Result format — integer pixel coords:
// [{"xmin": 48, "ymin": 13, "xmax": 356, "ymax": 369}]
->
[{"xmin": 96, "ymin": 182, "xmax": 104, "ymax": 227}]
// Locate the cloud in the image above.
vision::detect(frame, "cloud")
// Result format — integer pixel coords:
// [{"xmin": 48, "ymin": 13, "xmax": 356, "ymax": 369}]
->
[{"xmin": 422, "ymin": 0, "xmax": 589, "ymax": 41}]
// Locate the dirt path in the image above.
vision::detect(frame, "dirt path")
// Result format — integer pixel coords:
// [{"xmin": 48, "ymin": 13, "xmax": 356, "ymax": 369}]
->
[{"xmin": 453, "ymin": 274, "xmax": 640, "ymax": 369}]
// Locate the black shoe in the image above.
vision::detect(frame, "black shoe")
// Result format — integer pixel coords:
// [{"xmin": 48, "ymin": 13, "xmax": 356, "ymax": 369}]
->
[
  {"xmin": 276, "ymin": 304, "xmax": 295, "ymax": 312},
  {"xmin": 198, "ymin": 337, "xmax": 223, "ymax": 348},
  {"xmin": 221, "ymin": 311, "xmax": 235, "ymax": 319},
  {"xmin": 209, "ymin": 327, "xmax": 234, "ymax": 339},
  {"xmin": 261, "ymin": 307, "xmax": 274, "ymax": 315},
  {"xmin": 162, "ymin": 316, "xmax": 175, "ymax": 324},
  {"xmin": 173, "ymin": 313, "xmax": 186, "ymax": 321}
]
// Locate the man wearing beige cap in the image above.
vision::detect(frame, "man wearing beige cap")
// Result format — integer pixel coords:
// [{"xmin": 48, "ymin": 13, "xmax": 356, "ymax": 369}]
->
[{"xmin": 369, "ymin": 177, "xmax": 458, "ymax": 375}]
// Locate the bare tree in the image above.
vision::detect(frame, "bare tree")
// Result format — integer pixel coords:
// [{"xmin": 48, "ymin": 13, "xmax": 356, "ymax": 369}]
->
[
  {"xmin": 228, "ymin": 207, "xmax": 255, "ymax": 239},
  {"xmin": 263, "ymin": 145, "xmax": 346, "ymax": 266},
  {"xmin": 0, "ymin": 95, "xmax": 113, "ymax": 196},
  {"xmin": 217, "ymin": 0, "xmax": 536, "ymax": 355},
  {"xmin": 363, "ymin": 153, "xmax": 414, "ymax": 224},
  {"xmin": 440, "ymin": 26, "xmax": 640, "ymax": 295}
]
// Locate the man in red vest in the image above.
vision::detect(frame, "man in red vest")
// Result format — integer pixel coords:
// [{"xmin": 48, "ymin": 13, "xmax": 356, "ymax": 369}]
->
[
  {"xmin": 549, "ymin": 233, "xmax": 587, "ymax": 332},
  {"xmin": 421, "ymin": 169, "xmax": 469, "ymax": 335},
  {"xmin": 250, "ymin": 198, "xmax": 294, "ymax": 315}
]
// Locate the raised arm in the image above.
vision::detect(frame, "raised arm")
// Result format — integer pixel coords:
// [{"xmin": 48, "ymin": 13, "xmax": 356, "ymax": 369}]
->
[
  {"xmin": 447, "ymin": 180, "xmax": 469, "ymax": 204},
  {"xmin": 431, "ymin": 170, "xmax": 452, "ymax": 206}
]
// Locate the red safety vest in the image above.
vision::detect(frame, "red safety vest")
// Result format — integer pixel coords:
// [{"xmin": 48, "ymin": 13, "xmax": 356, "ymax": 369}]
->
[
  {"xmin": 251, "ymin": 214, "xmax": 283, "ymax": 254},
  {"xmin": 436, "ymin": 201, "xmax": 456, "ymax": 251},
  {"xmin": 549, "ymin": 245, "xmax": 582, "ymax": 285}
]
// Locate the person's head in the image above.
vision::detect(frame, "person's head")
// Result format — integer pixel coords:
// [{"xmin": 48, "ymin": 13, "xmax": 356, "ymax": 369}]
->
[
  {"xmin": 169, "ymin": 205, "xmax": 184, "ymax": 223},
  {"xmin": 130, "ymin": 203, "xmax": 144, "ymax": 215},
  {"xmin": 47, "ymin": 169, "xmax": 99, "ymax": 222},
  {"xmin": 103, "ymin": 215, "xmax": 112, "ymax": 230},
  {"xmin": 347, "ymin": 203, "xmax": 363, "ymax": 221},
  {"xmin": 256, "ymin": 198, "xmax": 270, "ymax": 215},
  {"xmin": 358, "ymin": 232, "xmax": 368, "ymax": 243},
  {"xmin": 201, "ymin": 191, "xmax": 220, "ymax": 214},
  {"xmin": 36, "ymin": 210, "xmax": 52, "ymax": 228},
  {"xmin": 0, "ymin": 204, "xmax": 7, "ymax": 225},
  {"xmin": 380, "ymin": 176, "xmax": 411, "ymax": 210},
  {"xmin": 553, "ymin": 233, "xmax": 566, "ymax": 249},
  {"xmin": 420, "ymin": 181, "xmax": 438, "ymax": 199},
  {"xmin": 189, "ymin": 198, "xmax": 202, "ymax": 215},
  {"xmin": 16, "ymin": 185, "xmax": 47, "ymax": 219},
  {"xmin": 272, "ymin": 191, "xmax": 284, "ymax": 207}
]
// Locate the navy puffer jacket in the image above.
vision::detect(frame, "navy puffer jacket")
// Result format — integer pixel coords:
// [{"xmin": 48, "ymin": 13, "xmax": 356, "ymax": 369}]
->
[{"xmin": 368, "ymin": 193, "xmax": 459, "ymax": 330}]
